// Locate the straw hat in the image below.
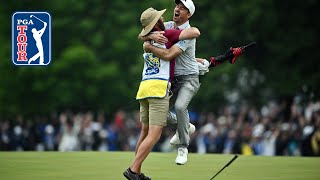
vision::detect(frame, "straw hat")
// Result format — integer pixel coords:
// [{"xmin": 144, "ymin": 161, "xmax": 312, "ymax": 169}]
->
[{"xmin": 139, "ymin": 8, "xmax": 166, "ymax": 36}]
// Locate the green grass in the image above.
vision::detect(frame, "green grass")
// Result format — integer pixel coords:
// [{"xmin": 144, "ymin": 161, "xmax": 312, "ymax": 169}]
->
[{"xmin": 0, "ymin": 152, "xmax": 319, "ymax": 180}]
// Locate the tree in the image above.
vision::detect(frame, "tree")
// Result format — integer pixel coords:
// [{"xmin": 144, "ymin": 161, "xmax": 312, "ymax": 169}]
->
[{"xmin": 0, "ymin": 0, "xmax": 319, "ymax": 117}]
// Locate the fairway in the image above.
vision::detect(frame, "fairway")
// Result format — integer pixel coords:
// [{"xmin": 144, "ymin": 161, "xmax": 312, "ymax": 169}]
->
[{"xmin": 0, "ymin": 152, "xmax": 319, "ymax": 180}]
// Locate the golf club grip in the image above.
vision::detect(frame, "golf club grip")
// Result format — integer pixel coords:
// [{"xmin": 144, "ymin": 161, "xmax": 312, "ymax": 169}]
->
[{"xmin": 225, "ymin": 155, "xmax": 238, "ymax": 167}]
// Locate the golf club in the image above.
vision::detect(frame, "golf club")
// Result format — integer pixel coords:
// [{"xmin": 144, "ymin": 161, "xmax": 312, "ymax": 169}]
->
[
  {"xmin": 30, "ymin": 15, "xmax": 45, "ymax": 24},
  {"xmin": 209, "ymin": 154, "xmax": 239, "ymax": 180}
]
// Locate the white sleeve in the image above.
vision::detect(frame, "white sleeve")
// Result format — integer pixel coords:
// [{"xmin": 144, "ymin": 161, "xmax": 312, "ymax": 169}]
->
[{"xmin": 174, "ymin": 39, "xmax": 192, "ymax": 51}]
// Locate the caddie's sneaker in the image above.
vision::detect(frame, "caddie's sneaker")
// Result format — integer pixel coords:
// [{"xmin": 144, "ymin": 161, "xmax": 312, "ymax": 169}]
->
[
  {"xmin": 175, "ymin": 147, "xmax": 188, "ymax": 165},
  {"xmin": 140, "ymin": 173, "xmax": 151, "ymax": 180},
  {"xmin": 170, "ymin": 123, "xmax": 196, "ymax": 145},
  {"xmin": 123, "ymin": 168, "xmax": 141, "ymax": 180}
]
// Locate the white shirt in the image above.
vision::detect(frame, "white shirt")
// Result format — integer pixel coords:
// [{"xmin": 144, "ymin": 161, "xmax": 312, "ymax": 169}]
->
[{"xmin": 164, "ymin": 21, "xmax": 199, "ymax": 76}]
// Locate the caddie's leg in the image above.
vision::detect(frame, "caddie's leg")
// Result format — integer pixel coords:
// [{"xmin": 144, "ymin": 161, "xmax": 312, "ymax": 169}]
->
[
  {"xmin": 130, "ymin": 124, "xmax": 163, "ymax": 173},
  {"xmin": 130, "ymin": 96, "xmax": 168, "ymax": 173},
  {"xmin": 135, "ymin": 123, "xmax": 149, "ymax": 155},
  {"xmin": 135, "ymin": 100, "xmax": 149, "ymax": 155}
]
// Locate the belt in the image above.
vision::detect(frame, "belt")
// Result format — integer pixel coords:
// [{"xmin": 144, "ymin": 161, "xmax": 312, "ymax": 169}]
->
[{"xmin": 173, "ymin": 74, "xmax": 198, "ymax": 81}]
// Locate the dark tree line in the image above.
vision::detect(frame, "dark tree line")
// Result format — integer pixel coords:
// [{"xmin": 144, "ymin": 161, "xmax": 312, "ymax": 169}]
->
[{"xmin": 0, "ymin": 0, "xmax": 319, "ymax": 117}]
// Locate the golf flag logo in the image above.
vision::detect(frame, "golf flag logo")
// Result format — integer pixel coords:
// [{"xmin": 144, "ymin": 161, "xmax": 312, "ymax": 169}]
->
[{"xmin": 12, "ymin": 12, "xmax": 51, "ymax": 66}]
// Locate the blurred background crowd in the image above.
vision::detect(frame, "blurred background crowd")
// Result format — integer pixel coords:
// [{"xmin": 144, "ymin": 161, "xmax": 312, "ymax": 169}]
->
[
  {"xmin": 1, "ymin": 1, "xmax": 319, "ymax": 158},
  {"xmin": 1, "ymin": 96, "xmax": 319, "ymax": 157}
]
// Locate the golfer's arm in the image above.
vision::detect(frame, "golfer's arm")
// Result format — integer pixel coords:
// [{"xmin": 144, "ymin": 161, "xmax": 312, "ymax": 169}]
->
[
  {"xmin": 39, "ymin": 29, "xmax": 45, "ymax": 36},
  {"xmin": 146, "ymin": 45, "xmax": 182, "ymax": 61},
  {"xmin": 179, "ymin": 27, "xmax": 200, "ymax": 40},
  {"xmin": 39, "ymin": 24, "xmax": 47, "ymax": 36}
]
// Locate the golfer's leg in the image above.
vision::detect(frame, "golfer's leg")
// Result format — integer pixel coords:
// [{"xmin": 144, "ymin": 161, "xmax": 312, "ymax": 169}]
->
[
  {"xmin": 167, "ymin": 111, "xmax": 177, "ymax": 130},
  {"xmin": 39, "ymin": 51, "xmax": 44, "ymax": 64},
  {"xmin": 166, "ymin": 84, "xmax": 179, "ymax": 130},
  {"xmin": 175, "ymin": 78, "xmax": 199, "ymax": 147},
  {"xmin": 28, "ymin": 53, "xmax": 40, "ymax": 63},
  {"xmin": 175, "ymin": 88, "xmax": 192, "ymax": 147}
]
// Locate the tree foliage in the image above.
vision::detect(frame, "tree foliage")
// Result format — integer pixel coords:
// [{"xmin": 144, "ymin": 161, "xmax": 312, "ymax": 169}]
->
[{"xmin": 0, "ymin": 0, "xmax": 319, "ymax": 117}]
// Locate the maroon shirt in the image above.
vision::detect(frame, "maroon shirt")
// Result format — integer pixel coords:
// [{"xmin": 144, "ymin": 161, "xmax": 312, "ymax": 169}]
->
[{"xmin": 163, "ymin": 29, "xmax": 182, "ymax": 81}]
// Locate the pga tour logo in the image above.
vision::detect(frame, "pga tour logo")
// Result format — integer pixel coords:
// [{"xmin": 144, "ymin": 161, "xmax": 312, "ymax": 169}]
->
[{"xmin": 12, "ymin": 12, "xmax": 51, "ymax": 66}]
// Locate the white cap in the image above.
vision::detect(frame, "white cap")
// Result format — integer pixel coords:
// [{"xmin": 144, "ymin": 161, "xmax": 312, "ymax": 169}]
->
[{"xmin": 175, "ymin": 0, "xmax": 196, "ymax": 16}]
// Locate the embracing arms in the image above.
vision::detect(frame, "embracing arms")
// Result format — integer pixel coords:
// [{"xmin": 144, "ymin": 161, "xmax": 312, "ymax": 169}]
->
[
  {"xmin": 143, "ymin": 42, "xmax": 182, "ymax": 61},
  {"xmin": 138, "ymin": 27, "xmax": 200, "ymax": 44},
  {"xmin": 141, "ymin": 27, "xmax": 200, "ymax": 61}
]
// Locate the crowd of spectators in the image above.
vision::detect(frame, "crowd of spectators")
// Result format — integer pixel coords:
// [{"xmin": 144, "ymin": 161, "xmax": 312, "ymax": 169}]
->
[{"xmin": 1, "ymin": 97, "xmax": 320, "ymax": 157}]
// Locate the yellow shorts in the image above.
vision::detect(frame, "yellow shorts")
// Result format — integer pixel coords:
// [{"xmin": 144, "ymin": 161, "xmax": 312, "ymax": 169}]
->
[{"xmin": 139, "ymin": 95, "xmax": 169, "ymax": 126}]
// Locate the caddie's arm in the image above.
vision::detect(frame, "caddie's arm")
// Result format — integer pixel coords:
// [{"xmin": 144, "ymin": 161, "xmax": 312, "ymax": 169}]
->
[
  {"xmin": 144, "ymin": 42, "xmax": 183, "ymax": 61},
  {"xmin": 138, "ymin": 32, "xmax": 168, "ymax": 45},
  {"xmin": 179, "ymin": 27, "xmax": 200, "ymax": 40}
]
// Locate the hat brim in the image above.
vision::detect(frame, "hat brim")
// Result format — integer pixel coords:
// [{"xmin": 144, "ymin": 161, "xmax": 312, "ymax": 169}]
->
[{"xmin": 139, "ymin": 9, "xmax": 166, "ymax": 36}]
